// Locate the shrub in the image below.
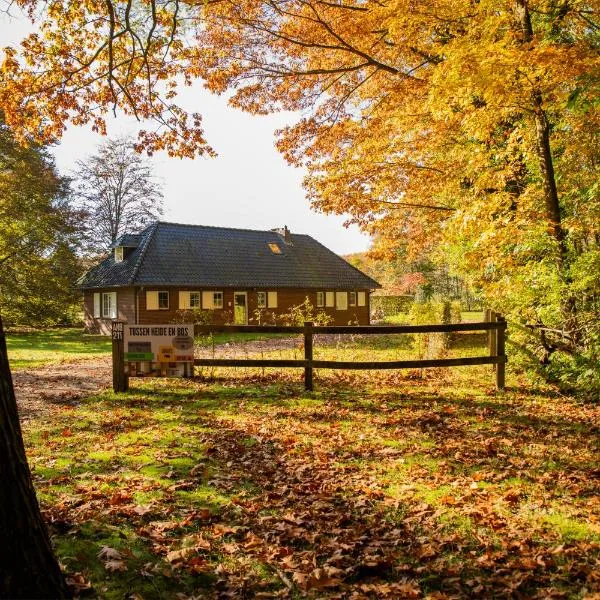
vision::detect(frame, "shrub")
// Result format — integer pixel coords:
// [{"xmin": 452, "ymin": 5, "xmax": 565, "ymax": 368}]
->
[{"xmin": 279, "ymin": 298, "xmax": 333, "ymax": 326}]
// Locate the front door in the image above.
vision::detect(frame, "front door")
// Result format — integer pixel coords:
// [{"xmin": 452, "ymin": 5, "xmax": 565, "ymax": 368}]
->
[{"xmin": 234, "ymin": 292, "xmax": 248, "ymax": 325}]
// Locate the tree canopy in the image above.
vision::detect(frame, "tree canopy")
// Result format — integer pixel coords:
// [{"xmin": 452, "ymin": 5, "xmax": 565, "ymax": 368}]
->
[
  {"xmin": 0, "ymin": 121, "xmax": 82, "ymax": 326},
  {"xmin": 73, "ymin": 135, "xmax": 164, "ymax": 250},
  {"xmin": 2, "ymin": 0, "xmax": 600, "ymax": 381}
]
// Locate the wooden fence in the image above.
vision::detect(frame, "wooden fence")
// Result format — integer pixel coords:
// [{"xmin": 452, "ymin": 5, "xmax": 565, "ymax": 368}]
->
[{"xmin": 113, "ymin": 314, "xmax": 507, "ymax": 392}]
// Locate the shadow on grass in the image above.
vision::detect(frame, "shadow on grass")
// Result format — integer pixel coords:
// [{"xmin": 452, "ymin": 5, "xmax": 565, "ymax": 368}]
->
[{"xmin": 23, "ymin": 372, "xmax": 600, "ymax": 598}]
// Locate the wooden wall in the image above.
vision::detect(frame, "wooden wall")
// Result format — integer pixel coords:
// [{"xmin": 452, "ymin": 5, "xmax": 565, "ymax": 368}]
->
[
  {"xmin": 83, "ymin": 287, "xmax": 136, "ymax": 334},
  {"xmin": 84, "ymin": 286, "xmax": 371, "ymax": 332},
  {"xmin": 138, "ymin": 288, "xmax": 370, "ymax": 326}
]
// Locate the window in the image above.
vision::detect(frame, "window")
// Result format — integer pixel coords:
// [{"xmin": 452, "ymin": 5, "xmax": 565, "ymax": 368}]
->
[
  {"xmin": 102, "ymin": 292, "xmax": 117, "ymax": 318},
  {"xmin": 114, "ymin": 247, "xmax": 124, "ymax": 262},
  {"xmin": 316, "ymin": 291, "xmax": 325, "ymax": 307},
  {"xmin": 325, "ymin": 291, "xmax": 335, "ymax": 308},
  {"xmin": 179, "ymin": 291, "xmax": 201, "ymax": 309},
  {"xmin": 336, "ymin": 291, "xmax": 348, "ymax": 310},
  {"xmin": 357, "ymin": 291, "xmax": 366, "ymax": 307},
  {"xmin": 146, "ymin": 291, "xmax": 169, "ymax": 310},
  {"xmin": 268, "ymin": 243, "xmax": 282, "ymax": 254},
  {"xmin": 190, "ymin": 292, "xmax": 201, "ymax": 308},
  {"xmin": 213, "ymin": 291, "xmax": 223, "ymax": 308},
  {"xmin": 349, "ymin": 291, "xmax": 357, "ymax": 306},
  {"xmin": 257, "ymin": 291, "xmax": 267, "ymax": 308},
  {"xmin": 268, "ymin": 291, "xmax": 278, "ymax": 308},
  {"xmin": 158, "ymin": 291, "xmax": 169, "ymax": 309}
]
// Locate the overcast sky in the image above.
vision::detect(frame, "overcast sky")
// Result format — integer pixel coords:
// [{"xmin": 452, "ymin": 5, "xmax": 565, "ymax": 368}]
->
[{"xmin": 0, "ymin": 13, "xmax": 371, "ymax": 255}]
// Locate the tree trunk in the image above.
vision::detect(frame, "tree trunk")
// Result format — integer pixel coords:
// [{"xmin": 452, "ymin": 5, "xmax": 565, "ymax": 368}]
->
[
  {"xmin": 515, "ymin": 0, "xmax": 579, "ymax": 346},
  {"xmin": 0, "ymin": 315, "xmax": 70, "ymax": 599},
  {"xmin": 532, "ymin": 92, "xmax": 566, "ymax": 256}
]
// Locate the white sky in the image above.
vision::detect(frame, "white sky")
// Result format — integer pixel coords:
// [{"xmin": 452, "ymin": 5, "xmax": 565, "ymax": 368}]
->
[{"xmin": 0, "ymin": 13, "xmax": 371, "ymax": 255}]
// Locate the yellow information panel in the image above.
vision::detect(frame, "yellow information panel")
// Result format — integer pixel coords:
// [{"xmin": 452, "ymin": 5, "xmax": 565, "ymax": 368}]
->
[{"xmin": 124, "ymin": 324, "xmax": 194, "ymax": 377}]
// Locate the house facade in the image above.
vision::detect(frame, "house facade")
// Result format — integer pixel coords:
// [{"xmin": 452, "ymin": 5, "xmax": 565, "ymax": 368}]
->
[{"xmin": 79, "ymin": 222, "xmax": 380, "ymax": 334}]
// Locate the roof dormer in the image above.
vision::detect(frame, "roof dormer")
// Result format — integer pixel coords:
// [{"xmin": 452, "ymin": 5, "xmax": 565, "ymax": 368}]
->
[{"xmin": 111, "ymin": 233, "xmax": 141, "ymax": 262}]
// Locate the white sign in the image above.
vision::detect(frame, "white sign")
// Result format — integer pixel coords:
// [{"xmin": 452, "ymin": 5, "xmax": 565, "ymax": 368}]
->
[{"xmin": 124, "ymin": 324, "xmax": 194, "ymax": 377}]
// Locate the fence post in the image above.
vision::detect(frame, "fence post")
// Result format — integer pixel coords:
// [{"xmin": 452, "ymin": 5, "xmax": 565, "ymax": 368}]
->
[
  {"xmin": 304, "ymin": 321, "xmax": 314, "ymax": 392},
  {"xmin": 485, "ymin": 309, "xmax": 491, "ymax": 356},
  {"xmin": 112, "ymin": 321, "xmax": 128, "ymax": 393},
  {"xmin": 489, "ymin": 311, "xmax": 498, "ymax": 371},
  {"xmin": 496, "ymin": 316, "xmax": 506, "ymax": 391}
]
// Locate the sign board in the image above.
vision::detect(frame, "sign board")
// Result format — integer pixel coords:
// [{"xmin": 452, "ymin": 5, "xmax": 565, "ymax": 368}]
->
[
  {"xmin": 124, "ymin": 323, "xmax": 194, "ymax": 377},
  {"xmin": 111, "ymin": 321, "xmax": 124, "ymax": 341}
]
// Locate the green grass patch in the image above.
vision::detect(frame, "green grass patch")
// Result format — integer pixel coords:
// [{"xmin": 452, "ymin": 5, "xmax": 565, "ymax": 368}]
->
[
  {"xmin": 6, "ymin": 328, "xmax": 110, "ymax": 368},
  {"xmin": 14, "ymin": 329, "xmax": 600, "ymax": 598}
]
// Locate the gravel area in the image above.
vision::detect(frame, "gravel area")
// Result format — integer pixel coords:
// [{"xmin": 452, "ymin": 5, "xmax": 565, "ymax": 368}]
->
[
  {"xmin": 13, "ymin": 357, "xmax": 112, "ymax": 420},
  {"xmin": 13, "ymin": 334, "xmax": 365, "ymax": 420}
]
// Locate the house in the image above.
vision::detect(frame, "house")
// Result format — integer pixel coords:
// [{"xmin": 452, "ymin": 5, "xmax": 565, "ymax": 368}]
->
[{"xmin": 78, "ymin": 222, "xmax": 380, "ymax": 334}]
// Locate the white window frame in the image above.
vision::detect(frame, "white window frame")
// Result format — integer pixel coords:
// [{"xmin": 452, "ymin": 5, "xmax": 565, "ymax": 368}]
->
[
  {"xmin": 158, "ymin": 291, "xmax": 169, "ymax": 310},
  {"xmin": 190, "ymin": 292, "xmax": 201, "ymax": 308},
  {"xmin": 358, "ymin": 291, "xmax": 366, "ymax": 307},
  {"xmin": 114, "ymin": 247, "xmax": 124, "ymax": 263},
  {"xmin": 101, "ymin": 292, "xmax": 117, "ymax": 319},
  {"xmin": 349, "ymin": 291, "xmax": 357, "ymax": 307},
  {"xmin": 257, "ymin": 291, "xmax": 267, "ymax": 308},
  {"xmin": 316, "ymin": 291, "xmax": 325, "ymax": 307},
  {"xmin": 213, "ymin": 291, "xmax": 223, "ymax": 309},
  {"xmin": 325, "ymin": 291, "xmax": 335, "ymax": 308}
]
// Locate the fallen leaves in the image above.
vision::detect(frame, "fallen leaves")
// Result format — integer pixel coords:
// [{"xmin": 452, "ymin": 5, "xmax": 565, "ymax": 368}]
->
[
  {"xmin": 21, "ymin": 367, "xmax": 600, "ymax": 599},
  {"xmin": 97, "ymin": 546, "xmax": 127, "ymax": 572},
  {"xmin": 292, "ymin": 567, "xmax": 341, "ymax": 591}
]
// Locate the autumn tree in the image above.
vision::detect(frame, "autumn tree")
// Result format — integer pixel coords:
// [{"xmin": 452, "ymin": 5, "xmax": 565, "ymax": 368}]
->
[
  {"xmin": 0, "ymin": 122, "xmax": 77, "ymax": 595},
  {"xmin": 0, "ymin": 121, "xmax": 83, "ymax": 326},
  {"xmin": 187, "ymin": 0, "xmax": 599, "ymax": 378},
  {"xmin": 2, "ymin": 0, "xmax": 599, "ymax": 384},
  {"xmin": 73, "ymin": 136, "xmax": 164, "ymax": 250},
  {"xmin": 0, "ymin": 313, "xmax": 71, "ymax": 597}
]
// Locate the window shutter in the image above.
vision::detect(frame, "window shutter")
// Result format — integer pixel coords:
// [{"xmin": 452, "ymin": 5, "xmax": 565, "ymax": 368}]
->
[
  {"xmin": 326, "ymin": 291, "xmax": 335, "ymax": 308},
  {"xmin": 93, "ymin": 293, "xmax": 101, "ymax": 318},
  {"xmin": 146, "ymin": 291, "xmax": 159, "ymax": 310},
  {"xmin": 358, "ymin": 291, "xmax": 366, "ymax": 307},
  {"xmin": 268, "ymin": 291, "xmax": 278, "ymax": 308},
  {"xmin": 110, "ymin": 292, "xmax": 117, "ymax": 319},
  {"xmin": 179, "ymin": 291, "xmax": 190, "ymax": 310},
  {"xmin": 202, "ymin": 291, "xmax": 214, "ymax": 309},
  {"xmin": 336, "ymin": 292, "xmax": 348, "ymax": 310}
]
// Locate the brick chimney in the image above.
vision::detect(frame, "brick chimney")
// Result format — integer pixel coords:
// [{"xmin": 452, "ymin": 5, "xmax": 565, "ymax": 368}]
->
[{"xmin": 271, "ymin": 225, "xmax": 293, "ymax": 245}]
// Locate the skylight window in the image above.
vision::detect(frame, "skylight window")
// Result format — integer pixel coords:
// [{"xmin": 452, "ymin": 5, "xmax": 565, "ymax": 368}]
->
[{"xmin": 268, "ymin": 243, "xmax": 282, "ymax": 254}]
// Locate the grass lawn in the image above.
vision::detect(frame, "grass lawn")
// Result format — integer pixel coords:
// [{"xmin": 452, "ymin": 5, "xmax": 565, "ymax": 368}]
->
[
  {"xmin": 384, "ymin": 311, "xmax": 485, "ymax": 325},
  {"xmin": 17, "ymin": 331, "xmax": 600, "ymax": 598},
  {"xmin": 6, "ymin": 328, "xmax": 111, "ymax": 369},
  {"xmin": 195, "ymin": 331, "xmax": 294, "ymax": 347},
  {"xmin": 5, "ymin": 329, "xmax": 294, "ymax": 370}
]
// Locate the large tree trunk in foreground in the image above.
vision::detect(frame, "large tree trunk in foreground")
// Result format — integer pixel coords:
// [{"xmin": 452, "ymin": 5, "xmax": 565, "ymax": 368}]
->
[{"xmin": 0, "ymin": 315, "xmax": 70, "ymax": 598}]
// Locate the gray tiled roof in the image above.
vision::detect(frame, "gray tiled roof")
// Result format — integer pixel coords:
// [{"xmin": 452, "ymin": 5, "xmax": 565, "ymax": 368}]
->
[{"xmin": 79, "ymin": 222, "xmax": 380, "ymax": 290}]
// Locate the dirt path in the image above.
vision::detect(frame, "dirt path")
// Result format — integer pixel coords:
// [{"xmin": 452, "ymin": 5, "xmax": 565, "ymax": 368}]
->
[
  {"xmin": 195, "ymin": 333, "xmax": 354, "ymax": 357},
  {"xmin": 13, "ymin": 334, "xmax": 366, "ymax": 420},
  {"xmin": 13, "ymin": 356, "xmax": 112, "ymax": 420},
  {"xmin": 11, "ymin": 336, "xmax": 309, "ymax": 420}
]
